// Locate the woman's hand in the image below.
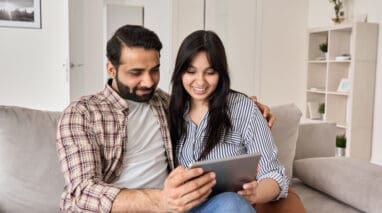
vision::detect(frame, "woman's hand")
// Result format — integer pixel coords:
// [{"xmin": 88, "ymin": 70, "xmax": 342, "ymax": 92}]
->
[{"xmin": 237, "ymin": 179, "xmax": 259, "ymax": 204}]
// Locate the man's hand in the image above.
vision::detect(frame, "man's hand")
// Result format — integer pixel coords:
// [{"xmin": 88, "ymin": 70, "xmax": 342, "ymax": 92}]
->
[
  {"xmin": 250, "ymin": 96, "xmax": 275, "ymax": 128},
  {"xmin": 160, "ymin": 166, "xmax": 216, "ymax": 212}
]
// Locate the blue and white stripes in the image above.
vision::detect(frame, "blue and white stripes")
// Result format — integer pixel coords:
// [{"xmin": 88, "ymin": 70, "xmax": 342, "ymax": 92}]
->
[{"xmin": 176, "ymin": 92, "xmax": 288, "ymax": 199}]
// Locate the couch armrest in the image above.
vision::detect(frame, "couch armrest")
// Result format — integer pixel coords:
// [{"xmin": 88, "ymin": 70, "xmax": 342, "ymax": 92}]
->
[
  {"xmin": 294, "ymin": 157, "xmax": 382, "ymax": 213},
  {"xmin": 294, "ymin": 121, "xmax": 336, "ymax": 160}
]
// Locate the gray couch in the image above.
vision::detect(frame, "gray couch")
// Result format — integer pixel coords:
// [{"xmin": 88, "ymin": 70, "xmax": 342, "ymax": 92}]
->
[{"xmin": 1, "ymin": 104, "xmax": 381, "ymax": 212}]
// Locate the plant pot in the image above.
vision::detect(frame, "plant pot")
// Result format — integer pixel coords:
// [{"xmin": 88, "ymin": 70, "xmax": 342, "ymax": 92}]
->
[
  {"xmin": 332, "ymin": 17, "xmax": 345, "ymax": 24},
  {"xmin": 320, "ymin": 113, "xmax": 326, "ymax": 120},
  {"xmin": 321, "ymin": 52, "xmax": 327, "ymax": 60},
  {"xmin": 336, "ymin": 147, "xmax": 346, "ymax": 157}
]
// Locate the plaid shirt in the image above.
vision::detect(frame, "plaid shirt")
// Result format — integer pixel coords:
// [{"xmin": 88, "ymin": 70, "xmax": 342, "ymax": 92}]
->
[{"xmin": 56, "ymin": 81, "xmax": 174, "ymax": 213}]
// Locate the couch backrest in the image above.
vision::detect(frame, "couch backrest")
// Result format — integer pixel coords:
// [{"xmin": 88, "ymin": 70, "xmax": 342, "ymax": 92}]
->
[
  {"xmin": 0, "ymin": 106, "xmax": 64, "ymax": 213},
  {"xmin": 270, "ymin": 103, "xmax": 302, "ymax": 180},
  {"xmin": 0, "ymin": 103, "xmax": 303, "ymax": 212},
  {"xmin": 295, "ymin": 122, "xmax": 336, "ymax": 160}
]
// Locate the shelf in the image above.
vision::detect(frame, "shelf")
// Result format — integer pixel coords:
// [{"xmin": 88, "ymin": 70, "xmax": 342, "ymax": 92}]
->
[
  {"xmin": 326, "ymin": 119, "xmax": 347, "ymax": 129},
  {"xmin": 308, "ymin": 60, "xmax": 327, "ymax": 63},
  {"xmin": 306, "ymin": 22, "xmax": 378, "ymax": 160},
  {"xmin": 309, "ymin": 23, "xmax": 352, "ymax": 33},
  {"xmin": 307, "ymin": 89, "xmax": 325, "ymax": 94},
  {"xmin": 301, "ymin": 118, "xmax": 326, "ymax": 124},
  {"xmin": 327, "ymin": 91, "xmax": 349, "ymax": 96},
  {"xmin": 328, "ymin": 60, "xmax": 351, "ymax": 63},
  {"xmin": 307, "ymin": 90, "xmax": 349, "ymax": 96}
]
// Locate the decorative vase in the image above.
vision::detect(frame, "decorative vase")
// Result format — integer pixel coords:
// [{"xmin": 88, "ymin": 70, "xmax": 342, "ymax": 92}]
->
[{"xmin": 336, "ymin": 147, "xmax": 346, "ymax": 157}]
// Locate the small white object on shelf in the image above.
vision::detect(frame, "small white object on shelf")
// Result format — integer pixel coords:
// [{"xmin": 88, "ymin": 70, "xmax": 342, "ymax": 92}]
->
[{"xmin": 335, "ymin": 54, "xmax": 351, "ymax": 61}]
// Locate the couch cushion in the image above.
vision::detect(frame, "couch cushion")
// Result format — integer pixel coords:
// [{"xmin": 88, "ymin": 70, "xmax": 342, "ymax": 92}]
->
[
  {"xmin": 291, "ymin": 178, "xmax": 360, "ymax": 213},
  {"xmin": 270, "ymin": 103, "xmax": 302, "ymax": 180},
  {"xmin": 0, "ymin": 106, "xmax": 64, "ymax": 213},
  {"xmin": 295, "ymin": 121, "xmax": 336, "ymax": 160},
  {"xmin": 294, "ymin": 157, "xmax": 382, "ymax": 213}
]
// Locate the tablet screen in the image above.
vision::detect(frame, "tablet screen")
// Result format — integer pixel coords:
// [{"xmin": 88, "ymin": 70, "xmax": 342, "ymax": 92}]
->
[{"xmin": 189, "ymin": 153, "xmax": 261, "ymax": 194}]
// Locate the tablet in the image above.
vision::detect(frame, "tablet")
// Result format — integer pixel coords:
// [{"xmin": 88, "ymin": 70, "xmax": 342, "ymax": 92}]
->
[{"xmin": 189, "ymin": 153, "xmax": 261, "ymax": 194}]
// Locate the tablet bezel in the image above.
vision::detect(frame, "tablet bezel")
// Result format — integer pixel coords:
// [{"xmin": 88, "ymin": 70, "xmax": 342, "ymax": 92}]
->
[{"xmin": 189, "ymin": 153, "xmax": 261, "ymax": 194}]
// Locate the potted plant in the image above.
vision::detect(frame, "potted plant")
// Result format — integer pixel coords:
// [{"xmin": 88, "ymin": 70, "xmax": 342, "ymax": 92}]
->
[
  {"xmin": 329, "ymin": 0, "xmax": 345, "ymax": 23},
  {"xmin": 319, "ymin": 42, "xmax": 328, "ymax": 60},
  {"xmin": 318, "ymin": 103, "xmax": 325, "ymax": 119},
  {"xmin": 336, "ymin": 134, "xmax": 346, "ymax": 156}
]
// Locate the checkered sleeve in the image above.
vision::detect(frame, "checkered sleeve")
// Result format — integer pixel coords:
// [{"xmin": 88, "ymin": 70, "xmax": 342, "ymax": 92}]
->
[{"xmin": 56, "ymin": 103, "xmax": 121, "ymax": 213}]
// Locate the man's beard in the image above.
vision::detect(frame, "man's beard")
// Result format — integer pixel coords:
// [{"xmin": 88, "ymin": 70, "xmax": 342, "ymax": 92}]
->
[{"xmin": 115, "ymin": 74, "xmax": 157, "ymax": 102}]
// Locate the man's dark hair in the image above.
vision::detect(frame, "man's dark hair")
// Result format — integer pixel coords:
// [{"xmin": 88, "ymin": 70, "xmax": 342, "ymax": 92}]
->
[{"xmin": 106, "ymin": 25, "xmax": 162, "ymax": 70}]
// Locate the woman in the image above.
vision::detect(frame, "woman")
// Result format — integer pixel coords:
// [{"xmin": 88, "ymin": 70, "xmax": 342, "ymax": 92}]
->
[{"xmin": 168, "ymin": 30, "xmax": 288, "ymax": 211}]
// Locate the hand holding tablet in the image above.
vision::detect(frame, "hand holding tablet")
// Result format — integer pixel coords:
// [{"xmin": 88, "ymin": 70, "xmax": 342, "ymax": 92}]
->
[{"xmin": 189, "ymin": 153, "xmax": 261, "ymax": 194}]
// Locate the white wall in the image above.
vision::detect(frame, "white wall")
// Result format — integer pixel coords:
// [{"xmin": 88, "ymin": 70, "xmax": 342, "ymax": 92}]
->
[
  {"xmin": 171, "ymin": 0, "xmax": 204, "ymax": 57},
  {"xmin": 81, "ymin": 1, "xmax": 105, "ymax": 97},
  {"xmin": 0, "ymin": 0, "xmax": 69, "ymax": 111},
  {"xmin": 171, "ymin": 0, "xmax": 308, "ymax": 104},
  {"xmin": 366, "ymin": 0, "xmax": 382, "ymax": 166},
  {"xmin": 140, "ymin": 0, "xmax": 172, "ymax": 92},
  {"xmin": 0, "ymin": 0, "xmax": 173, "ymax": 112},
  {"xmin": 205, "ymin": 0, "xmax": 258, "ymax": 96},
  {"xmin": 108, "ymin": 0, "xmax": 172, "ymax": 91},
  {"xmin": 308, "ymin": 0, "xmax": 382, "ymax": 165},
  {"xmin": 71, "ymin": 0, "xmax": 172, "ymax": 100},
  {"xmin": 106, "ymin": 5, "xmax": 143, "ymax": 39},
  {"xmin": 108, "ymin": 0, "xmax": 172, "ymax": 92},
  {"xmin": 260, "ymin": 0, "xmax": 308, "ymax": 111}
]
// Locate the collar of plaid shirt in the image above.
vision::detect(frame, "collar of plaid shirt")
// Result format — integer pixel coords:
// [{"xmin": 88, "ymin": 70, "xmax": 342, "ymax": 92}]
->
[{"xmin": 57, "ymin": 80, "xmax": 174, "ymax": 211}]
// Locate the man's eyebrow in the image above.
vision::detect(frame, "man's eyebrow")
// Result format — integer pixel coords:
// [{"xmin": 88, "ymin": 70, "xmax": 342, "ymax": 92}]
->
[
  {"xmin": 151, "ymin": 64, "xmax": 160, "ymax": 70},
  {"xmin": 127, "ymin": 68, "xmax": 145, "ymax": 72}
]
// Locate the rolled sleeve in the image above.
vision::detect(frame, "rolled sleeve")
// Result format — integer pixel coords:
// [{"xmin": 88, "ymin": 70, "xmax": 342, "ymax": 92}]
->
[
  {"xmin": 258, "ymin": 170, "xmax": 289, "ymax": 200},
  {"xmin": 244, "ymin": 102, "xmax": 289, "ymax": 201},
  {"xmin": 57, "ymin": 104, "xmax": 120, "ymax": 212}
]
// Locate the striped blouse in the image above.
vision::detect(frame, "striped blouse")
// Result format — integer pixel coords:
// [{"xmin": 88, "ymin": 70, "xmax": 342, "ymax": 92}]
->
[{"xmin": 176, "ymin": 92, "xmax": 288, "ymax": 199}]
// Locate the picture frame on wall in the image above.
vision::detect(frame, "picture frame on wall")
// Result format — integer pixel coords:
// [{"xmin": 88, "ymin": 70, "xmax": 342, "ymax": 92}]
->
[
  {"xmin": 0, "ymin": 0, "xmax": 41, "ymax": 29},
  {"xmin": 337, "ymin": 78, "xmax": 350, "ymax": 93}
]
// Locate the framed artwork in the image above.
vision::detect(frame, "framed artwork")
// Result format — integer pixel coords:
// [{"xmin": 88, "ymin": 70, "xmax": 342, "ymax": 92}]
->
[
  {"xmin": 0, "ymin": 0, "xmax": 41, "ymax": 29},
  {"xmin": 337, "ymin": 78, "xmax": 350, "ymax": 92}
]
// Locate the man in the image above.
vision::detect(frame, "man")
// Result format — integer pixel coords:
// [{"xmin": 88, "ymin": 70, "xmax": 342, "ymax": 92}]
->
[{"xmin": 57, "ymin": 25, "xmax": 275, "ymax": 212}]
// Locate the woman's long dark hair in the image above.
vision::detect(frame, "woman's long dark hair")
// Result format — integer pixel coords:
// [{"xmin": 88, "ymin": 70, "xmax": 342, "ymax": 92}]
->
[{"xmin": 169, "ymin": 30, "xmax": 232, "ymax": 161}]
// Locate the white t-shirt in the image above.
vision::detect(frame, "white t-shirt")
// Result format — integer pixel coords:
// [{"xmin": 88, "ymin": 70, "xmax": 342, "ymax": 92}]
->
[{"xmin": 113, "ymin": 100, "xmax": 168, "ymax": 189}]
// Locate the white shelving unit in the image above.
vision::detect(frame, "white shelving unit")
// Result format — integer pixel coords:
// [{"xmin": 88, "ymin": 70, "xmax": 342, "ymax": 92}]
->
[{"xmin": 306, "ymin": 22, "xmax": 378, "ymax": 160}]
